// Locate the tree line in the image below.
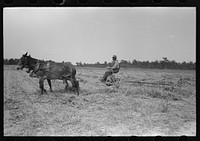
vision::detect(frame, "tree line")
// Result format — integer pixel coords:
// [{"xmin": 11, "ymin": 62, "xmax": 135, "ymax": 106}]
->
[
  {"xmin": 3, "ymin": 58, "xmax": 56, "ymax": 65},
  {"xmin": 4, "ymin": 57, "xmax": 195, "ymax": 70},
  {"xmin": 4, "ymin": 58, "xmax": 19, "ymax": 65},
  {"xmin": 76, "ymin": 57, "xmax": 195, "ymax": 70}
]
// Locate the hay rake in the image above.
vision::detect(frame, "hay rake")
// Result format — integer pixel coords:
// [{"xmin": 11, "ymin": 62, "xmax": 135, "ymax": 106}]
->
[
  {"xmin": 105, "ymin": 74, "xmax": 122, "ymax": 88},
  {"xmin": 104, "ymin": 75, "xmax": 192, "ymax": 90},
  {"xmin": 123, "ymin": 76, "xmax": 194, "ymax": 90}
]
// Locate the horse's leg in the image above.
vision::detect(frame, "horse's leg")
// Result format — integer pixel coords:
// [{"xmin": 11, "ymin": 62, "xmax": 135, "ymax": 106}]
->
[
  {"xmin": 29, "ymin": 71, "xmax": 35, "ymax": 77},
  {"xmin": 47, "ymin": 79, "xmax": 53, "ymax": 92},
  {"xmin": 75, "ymin": 79, "xmax": 80, "ymax": 95},
  {"xmin": 39, "ymin": 77, "xmax": 46, "ymax": 94},
  {"xmin": 70, "ymin": 77, "xmax": 79, "ymax": 95},
  {"xmin": 73, "ymin": 75, "xmax": 80, "ymax": 95},
  {"xmin": 64, "ymin": 80, "xmax": 69, "ymax": 91}
]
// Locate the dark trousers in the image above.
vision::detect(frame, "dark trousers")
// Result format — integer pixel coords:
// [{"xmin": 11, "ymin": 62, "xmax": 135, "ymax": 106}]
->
[{"xmin": 102, "ymin": 68, "xmax": 119, "ymax": 81}]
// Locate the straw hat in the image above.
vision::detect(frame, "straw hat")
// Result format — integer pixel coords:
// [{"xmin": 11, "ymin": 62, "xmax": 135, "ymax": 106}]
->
[{"xmin": 112, "ymin": 55, "xmax": 117, "ymax": 59}]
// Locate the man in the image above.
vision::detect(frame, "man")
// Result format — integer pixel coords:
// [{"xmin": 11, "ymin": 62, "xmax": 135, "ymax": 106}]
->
[{"xmin": 100, "ymin": 55, "xmax": 120, "ymax": 82}]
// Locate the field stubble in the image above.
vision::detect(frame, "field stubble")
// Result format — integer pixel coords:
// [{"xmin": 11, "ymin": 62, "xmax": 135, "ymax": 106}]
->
[{"xmin": 4, "ymin": 65, "xmax": 196, "ymax": 136}]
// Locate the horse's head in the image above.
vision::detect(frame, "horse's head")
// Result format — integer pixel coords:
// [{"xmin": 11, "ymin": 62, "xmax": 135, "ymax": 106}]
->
[{"xmin": 17, "ymin": 52, "xmax": 29, "ymax": 70}]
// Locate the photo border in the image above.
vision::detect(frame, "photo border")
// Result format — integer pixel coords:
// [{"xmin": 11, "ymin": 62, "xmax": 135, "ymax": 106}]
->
[{"xmin": 1, "ymin": 0, "xmax": 199, "ymax": 141}]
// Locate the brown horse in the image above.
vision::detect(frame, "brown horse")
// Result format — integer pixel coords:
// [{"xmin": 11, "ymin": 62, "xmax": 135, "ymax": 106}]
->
[{"xmin": 17, "ymin": 52, "xmax": 80, "ymax": 95}]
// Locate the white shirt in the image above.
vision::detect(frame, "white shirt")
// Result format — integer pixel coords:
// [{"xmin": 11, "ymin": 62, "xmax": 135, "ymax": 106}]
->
[{"xmin": 111, "ymin": 60, "xmax": 120, "ymax": 69}]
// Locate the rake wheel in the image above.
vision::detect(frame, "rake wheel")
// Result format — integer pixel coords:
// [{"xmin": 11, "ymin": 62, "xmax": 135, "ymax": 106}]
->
[{"xmin": 105, "ymin": 75, "xmax": 121, "ymax": 88}]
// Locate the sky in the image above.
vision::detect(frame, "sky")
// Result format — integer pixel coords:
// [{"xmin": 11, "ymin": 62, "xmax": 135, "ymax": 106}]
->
[{"xmin": 4, "ymin": 7, "xmax": 196, "ymax": 65}]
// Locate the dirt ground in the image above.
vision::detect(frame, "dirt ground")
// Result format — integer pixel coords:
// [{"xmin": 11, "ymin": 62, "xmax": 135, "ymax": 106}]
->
[{"xmin": 4, "ymin": 65, "xmax": 196, "ymax": 136}]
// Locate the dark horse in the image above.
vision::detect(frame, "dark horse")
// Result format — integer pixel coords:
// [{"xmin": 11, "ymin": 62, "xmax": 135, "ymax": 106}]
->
[{"xmin": 17, "ymin": 52, "xmax": 80, "ymax": 95}]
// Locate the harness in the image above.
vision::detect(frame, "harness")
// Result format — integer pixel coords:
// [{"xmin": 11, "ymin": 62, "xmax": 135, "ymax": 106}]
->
[
  {"xmin": 32, "ymin": 62, "xmax": 72, "ymax": 79},
  {"xmin": 24, "ymin": 56, "xmax": 75, "ymax": 80}
]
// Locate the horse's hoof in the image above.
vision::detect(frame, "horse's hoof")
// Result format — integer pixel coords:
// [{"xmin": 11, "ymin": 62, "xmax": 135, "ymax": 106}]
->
[
  {"xmin": 43, "ymin": 89, "xmax": 47, "ymax": 93},
  {"xmin": 76, "ymin": 90, "xmax": 79, "ymax": 96}
]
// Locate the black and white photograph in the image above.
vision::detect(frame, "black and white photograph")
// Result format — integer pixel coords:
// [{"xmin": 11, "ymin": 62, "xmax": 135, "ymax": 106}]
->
[{"xmin": 3, "ymin": 7, "xmax": 196, "ymax": 136}]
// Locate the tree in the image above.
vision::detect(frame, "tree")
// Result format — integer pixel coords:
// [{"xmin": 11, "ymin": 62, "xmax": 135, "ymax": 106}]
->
[
  {"xmin": 187, "ymin": 61, "xmax": 195, "ymax": 70},
  {"xmin": 181, "ymin": 61, "xmax": 187, "ymax": 69},
  {"xmin": 132, "ymin": 59, "xmax": 138, "ymax": 67},
  {"xmin": 76, "ymin": 62, "xmax": 82, "ymax": 66},
  {"xmin": 120, "ymin": 60, "xmax": 129, "ymax": 68},
  {"xmin": 8, "ymin": 58, "xmax": 16, "ymax": 65},
  {"xmin": 162, "ymin": 57, "xmax": 169, "ymax": 69},
  {"xmin": 4, "ymin": 59, "xmax": 9, "ymax": 65}
]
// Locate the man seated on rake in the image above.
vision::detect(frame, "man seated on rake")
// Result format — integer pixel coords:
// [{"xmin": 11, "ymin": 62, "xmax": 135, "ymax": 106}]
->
[{"xmin": 100, "ymin": 55, "xmax": 120, "ymax": 83}]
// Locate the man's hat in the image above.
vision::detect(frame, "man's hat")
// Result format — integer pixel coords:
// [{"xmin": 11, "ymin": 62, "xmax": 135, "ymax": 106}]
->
[{"xmin": 112, "ymin": 55, "xmax": 117, "ymax": 59}]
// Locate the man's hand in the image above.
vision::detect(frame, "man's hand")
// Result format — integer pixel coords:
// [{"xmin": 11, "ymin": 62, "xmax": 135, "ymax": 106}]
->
[{"xmin": 107, "ymin": 66, "xmax": 112, "ymax": 70}]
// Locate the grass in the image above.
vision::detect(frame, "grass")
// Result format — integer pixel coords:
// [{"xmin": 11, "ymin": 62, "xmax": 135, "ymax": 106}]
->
[{"xmin": 4, "ymin": 65, "xmax": 196, "ymax": 136}]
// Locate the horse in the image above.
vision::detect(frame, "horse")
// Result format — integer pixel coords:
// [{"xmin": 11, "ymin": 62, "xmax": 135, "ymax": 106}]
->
[
  {"xmin": 17, "ymin": 52, "xmax": 80, "ymax": 95},
  {"xmin": 17, "ymin": 52, "xmax": 53, "ymax": 91}
]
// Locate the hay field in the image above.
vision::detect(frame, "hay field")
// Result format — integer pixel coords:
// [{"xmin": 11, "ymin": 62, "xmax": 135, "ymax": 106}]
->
[{"xmin": 4, "ymin": 65, "xmax": 196, "ymax": 136}]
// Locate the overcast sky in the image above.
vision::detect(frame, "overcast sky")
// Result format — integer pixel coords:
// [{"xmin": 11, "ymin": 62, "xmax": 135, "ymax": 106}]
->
[{"xmin": 4, "ymin": 7, "xmax": 196, "ymax": 65}]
